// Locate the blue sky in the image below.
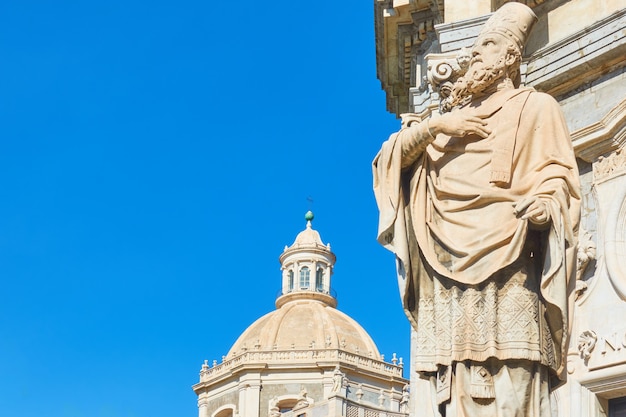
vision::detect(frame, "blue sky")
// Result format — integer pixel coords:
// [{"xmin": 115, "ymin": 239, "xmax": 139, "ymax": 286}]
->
[{"xmin": 0, "ymin": 1, "xmax": 409, "ymax": 416}]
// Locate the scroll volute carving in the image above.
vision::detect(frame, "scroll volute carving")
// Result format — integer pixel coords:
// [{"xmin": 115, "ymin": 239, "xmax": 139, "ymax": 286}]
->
[
  {"xmin": 426, "ymin": 47, "xmax": 471, "ymax": 113},
  {"xmin": 577, "ymin": 330, "xmax": 597, "ymax": 363}
]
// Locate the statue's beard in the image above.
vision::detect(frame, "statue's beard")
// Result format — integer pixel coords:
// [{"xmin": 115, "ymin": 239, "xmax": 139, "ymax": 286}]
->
[{"xmin": 446, "ymin": 57, "xmax": 507, "ymax": 108}]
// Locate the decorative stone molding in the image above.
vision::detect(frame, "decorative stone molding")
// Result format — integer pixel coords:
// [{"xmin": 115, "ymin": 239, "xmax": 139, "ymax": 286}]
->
[
  {"xmin": 194, "ymin": 348, "xmax": 404, "ymax": 387},
  {"xmin": 211, "ymin": 404, "xmax": 237, "ymax": 417},
  {"xmin": 525, "ymin": 9, "xmax": 626, "ymax": 98},
  {"xmin": 398, "ymin": 14, "xmax": 437, "ymax": 87},
  {"xmin": 268, "ymin": 396, "xmax": 280, "ymax": 417},
  {"xmin": 592, "ymin": 147, "xmax": 626, "ymax": 182},
  {"xmin": 407, "ymin": 47, "xmax": 472, "ymax": 116},
  {"xmin": 428, "ymin": 48, "xmax": 471, "ymax": 112},
  {"xmin": 577, "ymin": 363, "xmax": 626, "ymax": 395},
  {"xmin": 577, "ymin": 330, "xmax": 597, "ymax": 362},
  {"xmin": 573, "ymin": 97, "xmax": 626, "ymax": 163},
  {"xmin": 375, "ymin": 0, "xmax": 441, "ymax": 116},
  {"xmin": 574, "ymin": 326, "xmax": 626, "ymax": 373},
  {"xmin": 435, "ymin": 14, "xmax": 489, "ymax": 53},
  {"xmin": 293, "ymin": 387, "xmax": 313, "ymax": 410},
  {"xmin": 427, "ymin": 49, "xmax": 469, "ymax": 87}
]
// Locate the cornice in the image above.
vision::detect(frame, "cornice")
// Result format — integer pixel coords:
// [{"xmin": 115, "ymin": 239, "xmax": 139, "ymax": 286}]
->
[
  {"xmin": 435, "ymin": 14, "xmax": 489, "ymax": 53},
  {"xmin": 575, "ymin": 363, "xmax": 626, "ymax": 396},
  {"xmin": 572, "ymin": 97, "xmax": 626, "ymax": 162},
  {"xmin": 194, "ymin": 348, "xmax": 404, "ymax": 390},
  {"xmin": 279, "ymin": 246, "xmax": 336, "ymax": 264},
  {"xmin": 525, "ymin": 9, "xmax": 626, "ymax": 98}
]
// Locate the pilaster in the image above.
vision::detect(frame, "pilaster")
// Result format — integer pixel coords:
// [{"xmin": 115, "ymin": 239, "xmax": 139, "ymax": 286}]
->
[{"xmin": 238, "ymin": 374, "xmax": 262, "ymax": 417}]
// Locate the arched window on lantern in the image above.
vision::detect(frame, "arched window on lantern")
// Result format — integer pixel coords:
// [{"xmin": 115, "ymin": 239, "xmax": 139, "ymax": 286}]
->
[
  {"xmin": 316, "ymin": 267, "xmax": 324, "ymax": 292},
  {"xmin": 300, "ymin": 266, "xmax": 310, "ymax": 289},
  {"xmin": 288, "ymin": 270, "xmax": 294, "ymax": 291}
]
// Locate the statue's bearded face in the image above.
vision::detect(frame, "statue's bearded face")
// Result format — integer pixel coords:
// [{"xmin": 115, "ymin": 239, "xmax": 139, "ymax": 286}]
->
[
  {"xmin": 444, "ymin": 32, "xmax": 521, "ymax": 109},
  {"xmin": 463, "ymin": 33, "xmax": 510, "ymax": 94}
]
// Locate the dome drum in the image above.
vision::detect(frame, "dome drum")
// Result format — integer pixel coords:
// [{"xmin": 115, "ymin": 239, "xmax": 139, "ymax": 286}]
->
[{"xmin": 275, "ymin": 290, "xmax": 337, "ymax": 308}]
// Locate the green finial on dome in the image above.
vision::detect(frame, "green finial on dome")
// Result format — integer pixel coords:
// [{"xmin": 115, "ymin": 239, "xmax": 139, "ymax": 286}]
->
[{"xmin": 305, "ymin": 211, "xmax": 314, "ymax": 222}]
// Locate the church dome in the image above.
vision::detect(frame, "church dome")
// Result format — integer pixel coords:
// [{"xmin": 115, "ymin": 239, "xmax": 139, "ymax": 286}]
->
[
  {"xmin": 227, "ymin": 212, "xmax": 382, "ymax": 360},
  {"xmin": 227, "ymin": 298, "xmax": 382, "ymax": 359},
  {"xmin": 194, "ymin": 213, "xmax": 407, "ymax": 417}
]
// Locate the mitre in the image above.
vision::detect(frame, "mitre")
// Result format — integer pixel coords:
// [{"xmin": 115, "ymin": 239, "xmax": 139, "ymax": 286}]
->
[{"xmin": 478, "ymin": 2, "xmax": 538, "ymax": 50}]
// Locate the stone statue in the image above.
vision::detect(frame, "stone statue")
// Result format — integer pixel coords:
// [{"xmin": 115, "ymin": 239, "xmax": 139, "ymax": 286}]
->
[
  {"xmin": 332, "ymin": 366, "xmax": 344, "ymax": 393},
  {"xmin": 400, "ymin": 384, "xmax": 410, "ymax": 413},
  {"xmin": 373, "ymin": 3, "xmax": 581, "ymax": 416}
]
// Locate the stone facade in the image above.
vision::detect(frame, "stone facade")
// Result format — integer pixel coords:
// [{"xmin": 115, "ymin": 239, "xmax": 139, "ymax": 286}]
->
[{"xmin": 374, "ymin": 1, "xmax": 626, "ymax": 416}]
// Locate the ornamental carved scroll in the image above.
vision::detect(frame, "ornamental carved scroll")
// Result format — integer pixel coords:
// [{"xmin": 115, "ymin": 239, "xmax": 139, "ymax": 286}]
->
[
  {"xmin": 426, "ymin": 47, "xmax": 471, "ymax": 113},
  {"xmin": 577, "ymin": 330, "xmax": 597, "ymax": 363}
]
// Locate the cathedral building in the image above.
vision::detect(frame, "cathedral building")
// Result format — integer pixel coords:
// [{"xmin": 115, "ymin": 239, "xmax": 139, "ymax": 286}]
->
[
  {"xmin": 374, "ymin": 0, "xmax": 626, "ymax": 416},
  {"xmin": 192, "ymin": 212, "xmax": 409, "ymax": 417}
]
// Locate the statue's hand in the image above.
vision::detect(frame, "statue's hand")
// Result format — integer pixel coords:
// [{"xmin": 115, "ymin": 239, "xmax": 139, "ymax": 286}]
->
[
  {"xmin": 429, "ymin": 109, "xmax": 491, "ymax": 138},
  {"xmin": 513, "ymin": 196, "xmax": 551, "ymax": 227}
]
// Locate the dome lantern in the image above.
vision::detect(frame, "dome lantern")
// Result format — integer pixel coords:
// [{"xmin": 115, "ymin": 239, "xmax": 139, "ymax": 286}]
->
[{"xmin": 277, "ymin": 212, "xmax": 337, "ymax": 308}]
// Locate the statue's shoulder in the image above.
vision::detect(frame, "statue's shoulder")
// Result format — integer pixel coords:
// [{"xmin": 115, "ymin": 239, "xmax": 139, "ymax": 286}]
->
[
  {"xmin": 524, "ymin": 88, "xmax": 559, "ymax": 106},
  {"xmin": 516, "ymin": 88, "xmax": 567, "ymax": 129},
  {"xmin": 514, "ymin": 88, "xmax": 561, "ymax": 117}
]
